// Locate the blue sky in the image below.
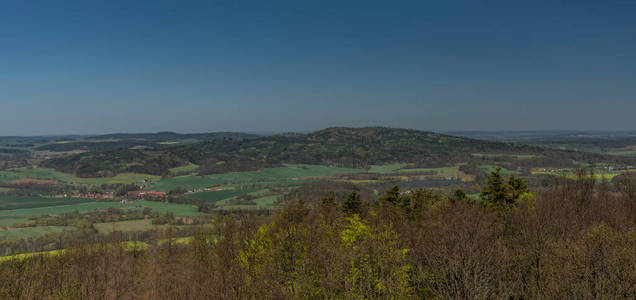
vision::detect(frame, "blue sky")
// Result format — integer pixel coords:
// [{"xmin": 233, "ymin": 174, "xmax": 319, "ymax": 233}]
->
[{"xmin": 1, "ymin": 0, "xmax": 635, "ymax": 135}]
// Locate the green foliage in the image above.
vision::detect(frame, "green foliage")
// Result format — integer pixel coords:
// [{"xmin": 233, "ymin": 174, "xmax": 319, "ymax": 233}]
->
[
  {"xmin": 41, "ymin": 149, "xmax": 186, "ymax": 177},
  {"xmin": 380, "ymin": 186, "xmax": 401, "ymax": 206},
  {"xmin": 480, "ymin": 168, "xmax": 529, "ymax": 209},
  {"xmin": 341, "ymin": 215, "xmax": 370, "ymax": 248},
  {"xmin": 319, "ymin": 191, "xmax": 337, "ymax": 207},
  {"xmin": 174, "ymin": 127, "xmax": 540, "ymax": 174},
  {"xmin": 343, "ymin": 191, "xmax": 362, "ymax": 215},
  {"xmin": 341, "ymin": 215, "xmax": 412, "ymax": 298}
]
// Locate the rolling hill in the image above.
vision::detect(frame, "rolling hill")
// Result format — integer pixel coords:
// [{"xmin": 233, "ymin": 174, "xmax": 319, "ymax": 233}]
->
[{"xmin": 37, "ymin": 127, "xmax": 635, "ymax": 178}]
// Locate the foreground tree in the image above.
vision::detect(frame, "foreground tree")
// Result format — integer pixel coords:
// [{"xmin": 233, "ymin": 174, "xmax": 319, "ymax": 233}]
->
[{"xmin": 480, "ymin": 168, "xmax": 529, "ymax": 210}]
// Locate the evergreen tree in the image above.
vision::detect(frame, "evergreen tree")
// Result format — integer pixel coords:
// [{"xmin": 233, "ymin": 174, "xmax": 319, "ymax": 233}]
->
[
  {"xmin": 480, "ymin": 168, "xmax": 529, "ymax": 209},
  {"xmin": 507, "ymin": 174, "xmax": 529, "ymax": 204},
  {"xmin": 380, "ymin": 186, "xmax": 401, "ymax": 205},
  {"xmin": 320, "ymin": 191, "xmax": 337, "ymax": 207},
  {"xmin": 480, "ymin": 168, "xmax": 508, "ymax": 207},
  {"xmin": 343, "ymin": 191, "xmax": 361, "ymax": 215}
]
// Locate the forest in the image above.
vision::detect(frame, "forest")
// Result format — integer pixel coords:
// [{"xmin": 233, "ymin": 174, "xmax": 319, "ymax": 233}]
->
[
  {"xmin": 1, "ymin": 170, "xmax": 634, "ymax": 299},
  {"xmin": 38, "ymin": 127, "xmax": 636, "ymax": 177}
]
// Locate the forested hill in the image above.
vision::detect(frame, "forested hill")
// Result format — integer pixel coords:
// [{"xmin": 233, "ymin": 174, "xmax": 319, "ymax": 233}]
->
[
  {"xmin": 35, "ymin": 132, "xmax": 259, "ymax": 152},
  {"xmin": 170, "ymin": 127, "xmax": 539, "ymax": 174},
  {"xmin": 87, "ymin": 131, "xmax": 259, "ymax": 142},
  {"xmin": 39, "ymin": 127, "xmax": 634, "ymax": 178}
]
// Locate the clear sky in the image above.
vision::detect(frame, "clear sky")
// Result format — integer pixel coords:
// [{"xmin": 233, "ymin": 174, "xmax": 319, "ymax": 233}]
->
[{"xmin": 1, "ymin": 0, "xmax": 635, "ymax": 135}]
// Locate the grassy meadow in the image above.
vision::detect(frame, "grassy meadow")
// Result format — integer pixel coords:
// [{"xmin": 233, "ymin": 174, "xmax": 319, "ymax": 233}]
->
[
  {"xmin": 0, "ymin": 167, "xmax": 159, "ymax": 185},
  {"xmin": 0, "ymin": 196, "xmax": 94, "ymax": 211},
  {"xmin": 0, "ymin": 200, "xmax": 199, "ymax": 218},
  {"xmin": 0, "ymin": 226, "xmax": 71, "ymax": 240},
  {"xmin": 152, "ymin": 164, "xmax": 363, "ymax": 192},
  {"xmin": 187, "ymin": 189, "xmax": 257, "ymax": 203},
  {"xmin": 368, "ymin": 163, "xmax": 407, "ymax": 173},
  {"xmin": 94, "ymin": 219, "xmax": 169, "ymax": 234}
]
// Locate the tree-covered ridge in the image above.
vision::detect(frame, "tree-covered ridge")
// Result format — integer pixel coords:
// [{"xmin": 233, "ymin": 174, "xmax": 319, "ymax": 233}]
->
[
  {"xmin": 40, "ymin": 149, "xmax": 186, "ymax": 177},
  {"xmin": 173, "ymin": 127, "xmax": 542, "ymax": 174},
  {"xmin": 40, "ymin": 127, "xmax": 636, "ymax": 177},
  {"xmin": 35, "ymin": 132, "xmax": 259, "ymax": 152},
  {"xmin": 173, "ymin": 127, "xmax": 634, "ymax": 174}
]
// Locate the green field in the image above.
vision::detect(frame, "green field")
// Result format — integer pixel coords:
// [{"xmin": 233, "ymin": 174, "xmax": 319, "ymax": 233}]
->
[
  {"xmin": 532, "ymin": 169, "xmax": 633, "ymax": 180},
  {"xmin": 368, "ymin": 164, "xmax": 407, "ymax": 173},
  {"xmin": 480, "ymin": 165, "xmax": 520, "ymax": 175},
  {"xmin": 0, "ymin": 200, "xmax": 199, "ymax": 218},
  {"xmin": 606, "ymin": 149, "xmax": 636, "ymax": 156},
  {"xmin": 187, "ymin": 189, "xmax": 257, "ymax": 203},
  {"xmin": 153, "ymin": 164, "xmax": 363, "ymax": 192},
  {"xmin": 152, "ymin": 176, "xmax": 218, "ymax": 192},
  {"xmin": 543, "ymin": 144, "xmax": 636, "ymax": 157},
  {"xmin": 0, "ymin": 216, "xmax": 27, "ymax": 227},
  {"xmin": 169, "ymin": 163, "xmax": 199, "ymax": 174},
  {"xmin": 399, "ymin": 166, "xmax": 460, "ymax": 176},
  {"xmin": 94, "ymin": 219, "xmax": 169, "ymax": 234},
  {"xmin": 0, "ymin": 226, "xmax": 71, "ymax": 239},
  {"xmin": 0, "ymin": 167, "xmax": 159, "ymax": 185},
  {"xmin": 0, "ymin": 196, "xmax": 93, "ymax": 210},
  {"xmin": 472, "ymin": 153, "xmax": 537, "ymax": 159},
  {"xmin": 252, "ymin": 195, "xmax": 279, "ymax": 206},
  {"xmin": 566, "ymin": 173, "xmax": 621, "ymax": 180},
  {"xmin": 214, "ymin": 189, "xmax": 270, "ymax": 206}
]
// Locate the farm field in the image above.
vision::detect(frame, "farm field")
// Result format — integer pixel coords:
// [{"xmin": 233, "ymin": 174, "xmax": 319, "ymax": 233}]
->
[
  {"xmin": 0, "ymin": 216, "xmax": 27, "ymax": 227},
  {"xmin": 0, "ymin": 167, "xmax": 159, "ymax": 185},
  {"xmin": 480, "ymin": 165, "xmax": 520, "ymax": 175},
  {"xmin": 252, "ymin": 195, "xmax": 280, "ymax": 206},
  {"xmin": 0, "ymin": 226, "xmax": 71, "ymax": 240},
  {"xmin": 537, "ymin": 144, "xmax": 636, "ymax": 157},
  {"xmin": 0, "ymin": 200, "xmax": 199, "ymax": 218},
  {"xmin": 368, "ymin": 163, "xmax": 407, "ymax": 173},
  {"xmin": 0, "ymin": 196, "xmax": 93, "ymax": 210},
  {"xmin": 607, "ymin": 148, "xmax": 636, "ymax": 156},
  {"xmin": 399, "ymin": 166, "xmax": 475, "ymax": 181},
  {"xmin": 472, "ymin": 153, "xmax": 537, "ymax": 159},
  {"xmin": 400, "ymin": 166, "xmax": 461, "ymax": 176},
  {"xmin": 531, "ymin": 169, "xmax": 634, "ymax": 180},
  {"xmin": 214, "ymin": 189, "xmax": 271, "ymax": 205},
  {"xmin": 187, "ymin": 189, "xmax": 257, "ymax": 203},
  {"xmin": 0, "ymin": 249, "xmax": 65, "ymax": 262},
  {"xmin": 152, "ymin": 164, "xmax": 364, "ymax": 192},
  {"xmin": 169, "ymin": 163, "xmax": 199, "ymax": 174},
  {"xmin": 0, "ymin": 241, "xmax": 153, "ymax": 262},
  {"xmin": 94, "ymin": 219, "xmax": 169, "ymax": 234}
]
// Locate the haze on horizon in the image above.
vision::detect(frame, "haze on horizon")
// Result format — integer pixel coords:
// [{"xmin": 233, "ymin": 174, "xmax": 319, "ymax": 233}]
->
[{"xmin": 1, "ymin": 0, "xmax": 635, "ymax": 136}]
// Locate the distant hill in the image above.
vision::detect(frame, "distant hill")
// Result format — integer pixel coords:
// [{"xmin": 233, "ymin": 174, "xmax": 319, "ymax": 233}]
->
[
  {"xmin": 39, "ymin": 127, "xmax": 635, "ymax": 177},
  {"xmin": 40, "ymin": 149, "xmax": 186, "ymax": 177},
  {"xmin": 35, "ymin": 132, "xmax": 259, "ymax": 152},
  {"xmin": 171, "ymin": 127, "xmax": 538, "ymax": 174},
  {"xmin": 87, "ymin": 131, "xmax": 259, "ymax": 141}
]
